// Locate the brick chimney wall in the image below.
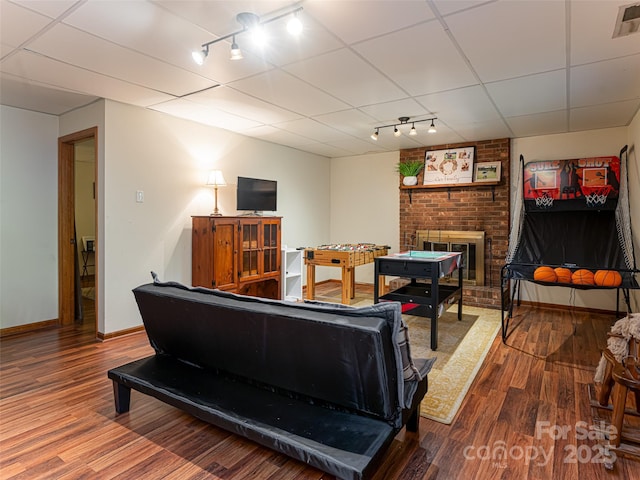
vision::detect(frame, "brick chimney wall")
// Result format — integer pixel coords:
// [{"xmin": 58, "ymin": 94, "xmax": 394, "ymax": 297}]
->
[{"xmin": 398, "ymin": 138, "xmax": 511, "ymax": 308}]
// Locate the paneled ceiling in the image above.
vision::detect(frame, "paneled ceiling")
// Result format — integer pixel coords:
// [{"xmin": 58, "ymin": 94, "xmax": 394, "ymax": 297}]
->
[{"xmin": 1, "ymin": 0, "xmax": 639, "ymax": 158}]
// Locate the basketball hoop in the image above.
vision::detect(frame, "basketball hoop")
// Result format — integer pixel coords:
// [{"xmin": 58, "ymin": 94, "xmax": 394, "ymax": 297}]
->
[
  {"xmin": 534, "ymin": 190, "xmax": 555, "ymax": 209},
  {"xmin": 584, "ymin": 186, "xmax": 611, "ymax": 208}
]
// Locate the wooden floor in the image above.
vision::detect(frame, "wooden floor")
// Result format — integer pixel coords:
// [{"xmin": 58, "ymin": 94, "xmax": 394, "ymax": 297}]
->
[{"xmin": 1, "ymin": 284, "xmax": 639, "ymax": 479}]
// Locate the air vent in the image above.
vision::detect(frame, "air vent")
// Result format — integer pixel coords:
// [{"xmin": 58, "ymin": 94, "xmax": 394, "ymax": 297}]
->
[{"xmin": 613, "ymin": 2, "xmax": 640, "ymax": 38}]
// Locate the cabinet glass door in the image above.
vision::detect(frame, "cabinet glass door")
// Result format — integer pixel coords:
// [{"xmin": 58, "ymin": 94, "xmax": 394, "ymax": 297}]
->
[
  {"xmin": 241, "ymin": 223, "xmax": 259, "ymax": 277},
  {"xmin": 263, "ymin": 222, "xmax": 279, "ymax": 275}
]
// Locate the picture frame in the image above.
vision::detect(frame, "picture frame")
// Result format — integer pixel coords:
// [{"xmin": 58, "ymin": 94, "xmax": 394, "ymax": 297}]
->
[
  {"xmin": 473, "ymin": 161, "xmax": 501, "ymax": 183},
  {"xmin": 423, "ymin": 147, "xmax": 475, "ymax": 185}
]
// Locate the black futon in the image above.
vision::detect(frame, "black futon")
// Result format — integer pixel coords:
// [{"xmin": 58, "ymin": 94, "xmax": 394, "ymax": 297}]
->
[{"xmin": 108, "ymin": 276, "xmax": 434, "ymax": 480}]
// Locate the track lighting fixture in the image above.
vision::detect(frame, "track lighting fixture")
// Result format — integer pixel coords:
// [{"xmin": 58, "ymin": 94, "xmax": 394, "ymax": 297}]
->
[
  {"xmin": 192, "ymin": 6, "xmax": 303, "ymax": 65},
  {"xmin": 370, "ymin": 116, "xmax": 437, "ymax": 140}
]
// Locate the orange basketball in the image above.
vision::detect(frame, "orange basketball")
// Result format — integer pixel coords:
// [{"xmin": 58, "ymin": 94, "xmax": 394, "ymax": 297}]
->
[
  {"xmin": 554, "ymin": 267, "xmax": 572, "ymax": 283},
  {"xmin": 572, "ymin": 269, "xmax": 595, "ymax": 285},
  {"xmin": 534, "ymin": 266, "xmax": 557, "ymax": 283},
  {"xmin": 594, "ymin": 270, "xmax": 622, "ymax": 287}
]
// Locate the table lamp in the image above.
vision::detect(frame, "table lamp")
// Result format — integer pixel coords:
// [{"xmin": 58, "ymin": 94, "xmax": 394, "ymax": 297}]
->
[{"xmin": 206, "ymin": 170, "xmax": 226, "ymax": 216}]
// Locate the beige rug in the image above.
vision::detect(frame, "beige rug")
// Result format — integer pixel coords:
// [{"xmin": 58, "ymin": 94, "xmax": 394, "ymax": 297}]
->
[
  {"xmin": 405, "ymin": 305, "xmax": 501, "ymax": 424},
  {"xmin": 312, "ymin": 288, "xmax": 501, "ymax": 424}
]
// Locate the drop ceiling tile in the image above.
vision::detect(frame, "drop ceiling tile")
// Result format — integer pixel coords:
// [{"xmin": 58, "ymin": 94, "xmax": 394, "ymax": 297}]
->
[
  {"xmin": 2, "ymin": 50, "xmax": 174, "ymax": 106},
  {"xmin": 243, "ymin": 124, "xmax": 321, "ymax": 147},
  {"xmin": 150, "ymin": 98, "xmax": 262, "ymax": 130},
  {"xmin": 0, "ymin": 1, "xmax": 52, "ymax": 48},
  {"xmin": 185, "ymin": 86, "xmax": 302, "ymax": 125},
  {"xmin": 570, "ymin": 55, "xmax": 640, "ymax": 108},
  {"xmin": 571, "ymin": 1, "xmax": 640, "ymax": 65},
  {"xmin": 229, "ymin": 69, "xmax": 349, "ymax": 116},
  {"xmin": 358, "ymin": 98, "xmax": 431, "ymax": 124},
  {"xmin": 448, "ymin": 118, "xmax": 513, "ymax": 142},
  {"xmin": 64, "ymin": 1, "xmax": 213, "ymax": 67},
  {"xmin": 570, "ymin": 100, "xmax": 640, "ymax": 131},
  {"xmin": 274, "ymin": 117, "xmax": 353, "ymax": 143},
  {"xmin": 354, "ymin": 21, "xmax": 478, "ymax": 96},
  {"xmin": 296, "ymin": 142, "xmax": 352, "ymax": 158},
  {"xmin": 505, "ymin": 110, "xmax": 568, "ymax": 138},
  {"xmin": 445, "ymin": 1, "xmax": 566, "ymax": 82},
  {"xmin": 486, "ymin": 70, "xmax": 567, "ymax": 118},
  {"xmin": 284, "ymin": 48, "xmax": 406, "ymax": 107},
  {"xmin": 314, "ymin": 109, "xmax": 379, "ymax": 137},
  {"xmin": 304, "ymin": 0, "xmax": 435, "ymax": 44},
  {"xmin": 8, "ymin": 0, "xmax": 78, "ymax": 19},
  {"xmin": 27, "ymin": 23, "xmax": 217, "ymax": 96},
  {"xmin": 0, "ymin": 73, "xmax": 98, "ymax": 114},
  {"xmin": 414, "ymin": 85, "xmax": 500, "ymax": 124},
  {"xmin": 327, "ymin": 137, "xmax": 388, "ymax": 156},
  {"xmin": 432, "ymin": 0, "xmax": 495, "ymax": 17}
]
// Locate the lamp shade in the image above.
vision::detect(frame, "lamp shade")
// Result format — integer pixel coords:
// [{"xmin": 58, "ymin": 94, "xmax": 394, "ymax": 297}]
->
[{"xmin": 206, "ymin": 170, "xmax": 227, "ymax": 187}]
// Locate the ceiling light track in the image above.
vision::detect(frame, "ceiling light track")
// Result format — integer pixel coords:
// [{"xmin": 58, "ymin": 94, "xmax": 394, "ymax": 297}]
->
[
  {"xmin": 192, "ymin": 6, "xmax": 303, "ymax": 65},
  {"xmin": 370, "ymin": 116, "xmax": 437, "ymax": 140}
]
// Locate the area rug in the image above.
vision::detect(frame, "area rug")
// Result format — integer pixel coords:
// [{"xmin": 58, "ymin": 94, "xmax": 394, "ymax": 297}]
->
[
  {"xmin": 405, "ymin": 305, "xmax": 501, "ymax": 424},
  {"xmin": 312, "ymin": 287, "xmax": 501, "ymax": 424}
]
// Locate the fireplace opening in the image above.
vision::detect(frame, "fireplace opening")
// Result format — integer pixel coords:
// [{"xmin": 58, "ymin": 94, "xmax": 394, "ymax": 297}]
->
[{"xmin": 414, "ymin": 230, "xmax": 485, "ymax": 286}]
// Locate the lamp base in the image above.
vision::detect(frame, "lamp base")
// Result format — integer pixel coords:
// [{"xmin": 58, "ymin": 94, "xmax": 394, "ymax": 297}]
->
[{"xmin": 210, "ymin": 212, "xmax": 223, "ymax": 216}]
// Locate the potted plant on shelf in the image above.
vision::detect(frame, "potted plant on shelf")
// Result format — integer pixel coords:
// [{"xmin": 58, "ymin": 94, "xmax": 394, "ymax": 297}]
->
[{"xmin": 396, "ymin": 160, "xmax": 424, "ymax": 186}]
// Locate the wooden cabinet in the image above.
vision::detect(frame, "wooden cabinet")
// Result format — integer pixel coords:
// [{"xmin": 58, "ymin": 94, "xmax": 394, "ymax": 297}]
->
[{"xmin": 192, "ymin": 216, "xmax": 281, "ymax": 299}]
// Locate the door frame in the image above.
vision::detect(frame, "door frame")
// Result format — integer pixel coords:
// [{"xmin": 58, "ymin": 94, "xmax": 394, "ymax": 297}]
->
[{"xmin": 58, "ymin": 127, "xmax": 98, "ymax": 328}]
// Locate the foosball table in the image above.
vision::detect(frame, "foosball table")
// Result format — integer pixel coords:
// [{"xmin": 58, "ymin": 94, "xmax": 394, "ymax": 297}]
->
[{"xmin": 304, "ymin": 243, "xmax": 390, "ymax": 304}]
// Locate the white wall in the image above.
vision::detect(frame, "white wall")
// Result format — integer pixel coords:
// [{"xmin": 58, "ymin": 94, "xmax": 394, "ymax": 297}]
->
[
  {"xmin": 511, "ymin": 127, "xmax": 636, "ymax": 311},
  {"xmin": 3, "ymin": 101, "xmax": 638, "ymax": 334},
  {"xmin": 329, "ymin": 151, "xmax": 400, "ymax": 284},
  {"xmin": 99, "ymin": 101, "xmax": 330, "ymax": 334},
  {"xmin": 0, "ymin": 106, "xmax": 59, "ymax": 329}
]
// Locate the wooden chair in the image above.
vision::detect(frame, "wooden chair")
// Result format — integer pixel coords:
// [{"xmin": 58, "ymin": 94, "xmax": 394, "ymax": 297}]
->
[{"xmin": 599, "ymin": 336, "xmax": 640, "ymax": 468}]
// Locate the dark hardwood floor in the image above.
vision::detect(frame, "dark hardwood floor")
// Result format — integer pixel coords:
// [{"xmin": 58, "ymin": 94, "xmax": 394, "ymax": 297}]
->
[{"xmin": 1, "ymin": 283, "xmax": 638, "ymax": 479}]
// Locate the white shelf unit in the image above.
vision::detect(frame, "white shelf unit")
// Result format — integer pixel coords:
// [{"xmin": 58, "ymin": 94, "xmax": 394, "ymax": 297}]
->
[{"xmin": 282, "ymin": 248, "xmax": 303, "ymax": 302}]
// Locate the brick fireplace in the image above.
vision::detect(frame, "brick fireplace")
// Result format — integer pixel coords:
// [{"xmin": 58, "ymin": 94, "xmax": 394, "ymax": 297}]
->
[{"xmin": 397, "ymin": 138, "xmax": 511, "ymax": 308}]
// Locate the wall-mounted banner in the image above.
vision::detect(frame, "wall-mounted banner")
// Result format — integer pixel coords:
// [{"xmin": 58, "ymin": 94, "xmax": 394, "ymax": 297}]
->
[{"xmin": 523, "ymin": 156, "xmax": 620, "ymax": 212}]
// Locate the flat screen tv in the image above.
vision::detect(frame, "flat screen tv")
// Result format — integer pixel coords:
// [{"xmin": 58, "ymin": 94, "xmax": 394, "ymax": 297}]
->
[{"xmin": 237, "ymin": 176, "xmax": 277, "ymax": 213}]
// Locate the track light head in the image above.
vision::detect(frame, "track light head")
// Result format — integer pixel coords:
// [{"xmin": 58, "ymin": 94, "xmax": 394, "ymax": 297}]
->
[
  {"xmin": 428, "ymin": 120, "xmax": 437, "ymax": 134},
  {"xmin": 393, "ymin": 127, "xmax": 401, "ymax": 137},
  {"xmin": 371, "ymin": 129, "xmax": 379, "ymax": 141},
  {"xmin": 409, "ymin": 123, "xmax": 417, "ymax": 136},
  {"xmin": 192, "ymin": 46, "xmax": 208, "ymax": 66},
  {"xmin": 287, "ymin": 13, "xmax": 303, "ymax": 35},
  {"xmin": 230, "ymin": 36, "xmax": 243, "ymax": 60}
]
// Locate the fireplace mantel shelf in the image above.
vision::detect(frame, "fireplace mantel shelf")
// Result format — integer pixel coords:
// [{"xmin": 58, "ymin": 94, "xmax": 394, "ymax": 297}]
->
[
  {"xmin": 400, "ymin": 180, "xmax": 500, "ymax": 189},
  {"xmin": 401, "ymin": 180, "xmax": 500, "ymax": 202}
]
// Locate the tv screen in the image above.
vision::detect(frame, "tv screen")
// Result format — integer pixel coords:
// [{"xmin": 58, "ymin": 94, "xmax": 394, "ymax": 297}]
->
[{"xmin": 237, "ymin": 177, "xmax": 277, "ymax": 213}]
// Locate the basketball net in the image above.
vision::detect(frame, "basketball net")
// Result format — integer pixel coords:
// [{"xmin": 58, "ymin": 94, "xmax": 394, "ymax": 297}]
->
[
  {"xmin": 534, "ymin": 190, "xmax": 555, "ymax": 209},
  {"xmin": 584, "ymin": 186, "xmax": 611, "ymax": 208}
]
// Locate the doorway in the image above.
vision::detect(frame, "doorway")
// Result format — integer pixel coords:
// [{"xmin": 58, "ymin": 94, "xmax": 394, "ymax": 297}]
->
[{"xmin": 58, "ymin": 127, "xmax": 98, "ymax": 332}]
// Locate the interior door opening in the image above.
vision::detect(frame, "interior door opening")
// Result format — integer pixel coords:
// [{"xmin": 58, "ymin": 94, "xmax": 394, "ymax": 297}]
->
[{"xmin": 58, "ymin": 127, "xmax": 98, "ymax": 335}]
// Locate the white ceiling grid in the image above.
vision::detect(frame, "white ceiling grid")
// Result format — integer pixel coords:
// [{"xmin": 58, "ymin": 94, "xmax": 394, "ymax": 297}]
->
[{"xmin": 1, "ymin": 0, "xmax": 639, "ymax": 158}]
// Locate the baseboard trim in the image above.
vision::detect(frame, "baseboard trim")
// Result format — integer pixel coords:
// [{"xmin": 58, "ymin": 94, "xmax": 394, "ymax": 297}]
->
[
  {"xmin": 97, "ymin": 325, "xmax": 145, "ymax": 341},
  {"xmin": 0, "ymin": 319, "xmax": 58, "ymax": 338}
]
